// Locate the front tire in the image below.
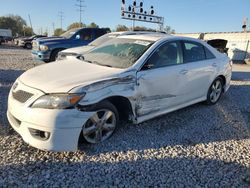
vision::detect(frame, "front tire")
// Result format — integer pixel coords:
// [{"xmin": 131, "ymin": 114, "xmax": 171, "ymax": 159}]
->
[
  {"xmin": 50, "ymin": 49, "xmax": 62, "ymax": 62},
  {"xmin": 81, "ymin": 101, "xmax": 119, "ymax": 144},
  {"xmin": 25, "ymin": 43, "xmax": 32, "ymax": 49},
  {"xmin": 206, "ymin": 78, "xmax": 223, "ymax": 105}
]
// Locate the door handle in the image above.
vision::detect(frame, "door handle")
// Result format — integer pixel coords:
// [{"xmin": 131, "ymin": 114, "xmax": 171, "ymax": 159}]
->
[
  {"xmin": 180, "ymin": 69, "xmax": 188, "ymax": 75},
  {"xmin": 212, "ymin": 63, "xmax": 217, "ymax": 67}
]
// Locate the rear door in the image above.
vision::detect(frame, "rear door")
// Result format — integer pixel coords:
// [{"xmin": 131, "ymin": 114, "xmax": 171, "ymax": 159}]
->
[{"xmin": 181, "ymin": 40, "xmax": 218, "ymax": 101}]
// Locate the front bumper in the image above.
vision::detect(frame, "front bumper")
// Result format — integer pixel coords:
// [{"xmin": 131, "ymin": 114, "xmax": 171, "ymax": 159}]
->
[
  {"xmin": 31, "ymin": 50, "xmax": 51, "ymax": 61},
  {"xmin": 7, "ymin": 80, "xmax": 94, "ymax": 151},
  {"xmin": 18, "ymin": 42, "xmax": 25, "ymax": 47}
]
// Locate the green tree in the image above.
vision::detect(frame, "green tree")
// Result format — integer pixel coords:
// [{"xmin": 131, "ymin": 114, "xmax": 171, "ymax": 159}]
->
[
  {"xmin": 23, "ymin": 26, "xmax": 34, "ymax": 36},
  {"xmin": 133, "ymin": 26, "xmax": 150, "ymax": 31},
  {"xmin": 87, "ymin": 22, "xmax": 99, "ymax": 28},
  {"xmin": 67, "ymin": 22, "xmax": 86, "ymax": 30},
  {"xmin": 116, "ymin": 25, "xmax": 129, "ymax": 32},
  {"xmin": 0, "ymin": 15, "xmax": 27, "ymax": 36},
  {"xmin": 54, "ymin": 28, "xmax": 65, "ymax": 36},
  {"xmin": 164, "ymin": 26, "xmax": 175, "ymax": 34}
]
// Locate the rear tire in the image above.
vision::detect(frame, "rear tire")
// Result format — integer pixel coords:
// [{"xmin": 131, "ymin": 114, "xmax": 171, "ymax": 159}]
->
[{"xmin": 206, "ymin": 78, "xmax": 223, "ymax": 105}]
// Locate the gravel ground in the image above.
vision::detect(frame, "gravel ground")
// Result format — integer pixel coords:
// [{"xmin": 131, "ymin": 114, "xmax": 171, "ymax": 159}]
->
[{"xmin": 0, "ymin": 44, "xmax": 249, "ymax": 187}]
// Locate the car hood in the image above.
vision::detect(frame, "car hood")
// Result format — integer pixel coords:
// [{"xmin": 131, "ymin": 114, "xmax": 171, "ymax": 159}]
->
[
  {"xmin": 19, "ymin": 59, "xmax": 124, "ymax": 93},
  {"xmin": 61, "ymin": 45, "xmax": 95, "ymax": 54},
  {"xmin": 37, "ymin": 37, "xmax": 64, "ymax": 43}
]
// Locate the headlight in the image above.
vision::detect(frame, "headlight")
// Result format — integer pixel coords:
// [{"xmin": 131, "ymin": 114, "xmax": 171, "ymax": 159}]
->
[
  {"xmin": 39, "ymin": 45, "xmax": 49, "ymax": 51},
  {"xmin": 31, "ymin": 93, "xmax": 85, "ymax": 109}
]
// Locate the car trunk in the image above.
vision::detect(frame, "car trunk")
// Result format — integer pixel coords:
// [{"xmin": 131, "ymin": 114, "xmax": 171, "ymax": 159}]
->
[{"xmin": 207, "ymin": 39, "xmax": 228, "ymax": 54}]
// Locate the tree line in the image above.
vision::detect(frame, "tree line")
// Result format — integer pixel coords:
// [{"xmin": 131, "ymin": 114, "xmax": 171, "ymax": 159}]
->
[{"xmin": 0, "ymin": 15, "xmax": 175, "ymax": 37}]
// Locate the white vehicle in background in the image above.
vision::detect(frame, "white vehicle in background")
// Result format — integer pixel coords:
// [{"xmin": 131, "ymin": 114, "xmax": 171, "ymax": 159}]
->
[
  {"xmin": 57, "ymin": 31, "xmax": 166, "ymax": 61},
  {"xmin": 0, "ymin": 29, "xmax": 12, "ymax": 42},
  {"xmin": 7, "ymin": 34, "xmax": 232, "ymax": 151}
]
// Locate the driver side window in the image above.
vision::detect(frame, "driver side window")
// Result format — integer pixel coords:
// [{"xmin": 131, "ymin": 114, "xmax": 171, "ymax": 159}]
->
[{"xmin": 143, "ymin": 41, "xmax": 183, "ymax": 70}]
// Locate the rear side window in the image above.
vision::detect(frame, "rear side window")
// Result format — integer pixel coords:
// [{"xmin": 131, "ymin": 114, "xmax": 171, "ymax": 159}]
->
[
  {"xmin": 204, "ymin": 47, "xmax": 216, "ymax": 59},
  {"xmin": 95, "ymin": 29, "xmax": 106, "ymax": 38},
  {"xmin": 183, "ymin": 41, "xmax": 206, "ymax": 63}
]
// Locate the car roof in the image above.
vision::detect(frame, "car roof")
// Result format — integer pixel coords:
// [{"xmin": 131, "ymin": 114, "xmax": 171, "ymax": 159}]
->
[
  {"xmin": 118, "ymin": 34, "xmax": 210, "ymax": 45},
  {"xmin": 117, "ymin": 33, "xmax": 173, "ymax": 42}
]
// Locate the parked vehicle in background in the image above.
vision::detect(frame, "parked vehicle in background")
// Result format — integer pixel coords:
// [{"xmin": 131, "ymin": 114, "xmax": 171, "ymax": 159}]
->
[
  {"xmin": 14, "ymin": 37, "xmax": 24, "ymax": 45},
  {"xmin": 18, "ymin": 35, "xmax": 47, "ymax": 49},
  {"xmin": 57, "ymin": 31, "xmax": 166, "ymax": 61},
  {"xmin": 7, "ymin": 34, "xmax": 232, "ymax": 151},
  {"xmin": 207, "ymin": 39, "xmax": 229, "ymax": 54},
  {"xmin": 0, "ymin": 29, "xmax": 12, "ymax": 42},
  {"xmin": 32, "ymin": 28, "xmax": 109, "ymax": 62},
  {"xmin": 0, "ymin": 36, "xmax": 4, "ymax": 45}
]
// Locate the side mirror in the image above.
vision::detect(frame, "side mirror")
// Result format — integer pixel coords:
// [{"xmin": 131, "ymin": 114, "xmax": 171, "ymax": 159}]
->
[{"xmin": 142, "ymin": 63, "xmax": 154, "ymax": 70}]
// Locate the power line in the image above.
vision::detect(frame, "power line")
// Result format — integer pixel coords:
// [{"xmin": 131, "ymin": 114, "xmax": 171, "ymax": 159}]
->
[
  {"xmin": 58, "ymin": 11, "xmax": 64, "ymax": 30},
  {"xmin": 76, "ymin": 0, "xmax": 86, "ymax": 27}
]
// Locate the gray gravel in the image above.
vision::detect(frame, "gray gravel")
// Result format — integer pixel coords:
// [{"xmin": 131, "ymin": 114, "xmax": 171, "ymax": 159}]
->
[{"xmin": 0, "ymin": 44, "xmax": 250, "ymax": 187}]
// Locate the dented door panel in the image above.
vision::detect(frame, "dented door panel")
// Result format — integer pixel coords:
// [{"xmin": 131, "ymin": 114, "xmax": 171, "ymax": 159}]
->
[{"xmin": 136, "ymin": 64, "xmax": 188, "ymax": 117}]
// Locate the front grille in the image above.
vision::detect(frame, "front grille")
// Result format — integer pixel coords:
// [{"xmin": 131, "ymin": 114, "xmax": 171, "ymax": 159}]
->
[{"xmin": 12, "ymin": 90, "xmax": 34, "ymax": 103}]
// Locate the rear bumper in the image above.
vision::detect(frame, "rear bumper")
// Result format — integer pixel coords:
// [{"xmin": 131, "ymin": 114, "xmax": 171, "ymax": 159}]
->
[{"xmin": 224, "ymin": 65, "xmax": 232, "ymax": 93}]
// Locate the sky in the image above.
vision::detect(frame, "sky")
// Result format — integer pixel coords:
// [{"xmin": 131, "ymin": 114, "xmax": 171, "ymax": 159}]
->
[{"xmin": 0, "ymin": 0, "xmax": 250, "ymax": 35}]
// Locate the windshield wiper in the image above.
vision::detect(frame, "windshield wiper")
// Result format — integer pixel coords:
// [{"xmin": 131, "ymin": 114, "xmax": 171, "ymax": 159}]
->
[
  {"xmin": 92, "ymin": 61, "xmax": 113, "ymax": 67},
  {"xmin": 77, "ymin": 55, "xmax": 113, "ymax": 67}
]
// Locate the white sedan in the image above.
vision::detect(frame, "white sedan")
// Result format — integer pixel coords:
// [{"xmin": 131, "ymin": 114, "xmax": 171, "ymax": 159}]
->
[{"xmin": 7, "ymin": 34, "xmax": 232, "ymax": 151}]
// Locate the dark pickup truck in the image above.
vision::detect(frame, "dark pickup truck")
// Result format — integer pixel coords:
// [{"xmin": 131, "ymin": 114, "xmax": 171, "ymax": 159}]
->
[{"xmin": 32, "ymin": 27, "xmax": 109, "ymax": 62}]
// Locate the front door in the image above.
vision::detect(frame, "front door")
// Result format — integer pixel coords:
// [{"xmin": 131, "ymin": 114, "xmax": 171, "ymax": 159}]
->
[{"xmin": 136, "ymin": 41, "xmax": 189, "ymax": 117}]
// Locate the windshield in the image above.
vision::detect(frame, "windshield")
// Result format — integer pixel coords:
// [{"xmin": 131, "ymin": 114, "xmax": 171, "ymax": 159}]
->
[
  {"xmin": 28, "ymin": 35, "xmax": 36, "ymax": 39},
  {"xmin": 89, "ymin": 33, "xmax": 120, "ymax": 47},
  {"xmin": 60, "ymin": 28, "xmax": 80, "ymax": 39},
  {"xmin": 83, "ymin": 38, "xmax": 154, "ymax": 69}
]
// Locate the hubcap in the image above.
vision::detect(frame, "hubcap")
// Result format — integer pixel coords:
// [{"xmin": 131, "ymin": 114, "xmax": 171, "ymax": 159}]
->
[
  {"xmin": 82, "ymin": 110, "xmax": 116, "ymax": 144},
  {"xmin": 210, "ymin": 80, "xmax": 222, "ymax": 103}
]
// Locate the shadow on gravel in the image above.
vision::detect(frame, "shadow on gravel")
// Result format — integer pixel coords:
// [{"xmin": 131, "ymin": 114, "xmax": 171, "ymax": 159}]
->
[
  {"xmin": 0, "ymin": 69, "xmax": 24, "ymax": 136},
  {"xmin": 232, "ymin": 71, "xmax": 250, "ymax": 81},
  {"xmin": 0, "ymin": 69, "xmax": 24, "ymax": 83},
  {"xmin": 0, "ymin": 156, "xmax": 249, "ymax": 187}
]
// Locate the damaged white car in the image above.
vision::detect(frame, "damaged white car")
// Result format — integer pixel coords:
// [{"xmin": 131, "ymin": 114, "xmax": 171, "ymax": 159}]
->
[{"xmin": 7, "ymin": 34, "xmax": 232, "ymax": 151}]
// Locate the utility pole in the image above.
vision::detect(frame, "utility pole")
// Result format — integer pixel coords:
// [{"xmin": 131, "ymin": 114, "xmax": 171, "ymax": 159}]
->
[
  {"xmin": 28, "ymin": 14, "xmax": 33, "ymax": 34},
  {"xmin": 76, "ymin": 0, "xmax": 86, "ymax": 27},
  {"xmin": 52, "ymin": 22, "xmax": 55, "ymax": 35},
  {"xmin": 58, "ymin": 11, "xmax": 64, "ymax": 30}
]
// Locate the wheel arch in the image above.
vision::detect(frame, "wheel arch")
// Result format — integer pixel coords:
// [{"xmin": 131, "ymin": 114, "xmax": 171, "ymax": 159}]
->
[
  {"xmin": 216, "ymin": 75, "xmax": 226, "ymax": 92},
  {"xmin": 50, "ymin": 48, "xmax": 66, "ymax": 60},
  {"xmin": 102, "ymin": 96, "xmax": 135, "ymax": 122}
]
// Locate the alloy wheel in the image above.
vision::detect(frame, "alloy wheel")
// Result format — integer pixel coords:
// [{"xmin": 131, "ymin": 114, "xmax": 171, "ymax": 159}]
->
[
  {"xmin": 210, "ymin": 80, "xmax": 222, "ymax": 103},
  {"xmin": 82, "ymin": 109, "xmax": 116, "ymax": 144}
]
